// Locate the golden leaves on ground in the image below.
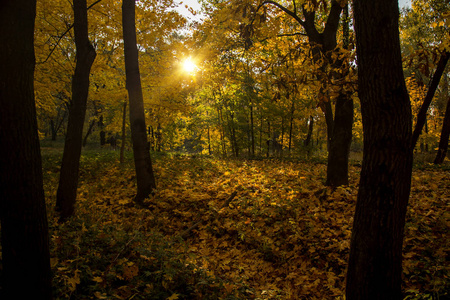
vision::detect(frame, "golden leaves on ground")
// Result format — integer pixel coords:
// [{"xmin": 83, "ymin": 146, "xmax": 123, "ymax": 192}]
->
[{"xmin": 44, "ymin": 154, "xmax": 449, "ymax": 299}]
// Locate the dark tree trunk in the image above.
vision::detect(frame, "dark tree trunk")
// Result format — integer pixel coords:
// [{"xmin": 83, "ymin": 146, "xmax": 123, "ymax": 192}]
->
[
  {"xmin": 50, "ymin": 119, "xmax": 57, "ymax": 140},
  {"xmin": 230, "ymin": 113, "xmax": 239, "ymax": 157},
  {"xmin": 99, "ymin": 114, "xmax": 106, "ymax": 145},
  {"xmin": 156, "ymin": 124, "xmax": 162, "ymax": 152},
  {"xmin": 82, "ymin": 119, "xmax": 96, "ymax": 147},
  {"xmin": 411, "ymin": 51, "xmax": 449, "ymax": 149},
  {"xmin": 289, "ymin": 102, "xmax": 295, "ymax": 152},
  {"xmin": 0, "ymin": 0, "xmax": 52, "ymax": 297},
  {"xmin": 250, "ymin": 105, "xmax": 255, "ymax": 156},
  {"xmin": 122, "ymin": 0, "xmax": 156, "ymax": 203},
  {"xmin": 120, "ymin": 100, "xmax": 127, "ymax": 164},
  {"xmin": 259, "ymin": 111, "xmax": 263, "ymax": 155},
  {"xmin": 267, "ymin": 120, "xmax": 271, "ymax": 157},
  {"xmin": 56, "ymin": 0, "xmax": 96, "ymax": 222},
  {"xmin": 346, "ymin": 0, "xmax": 413, "ymax": 299},
  {"xmin": 434, "ymin": 97, "xmax": 450, "ymax": 164},
  {"xmin": 304, "ymin": 116, "xmax": 314, "ymax": 147},
  {"xmin": 50, "ymin": 105, "xmax": 68, "ymax": 141},
  {"xmin": 326, "ymin": 94, "xmax": 353, "ymax": 186}
]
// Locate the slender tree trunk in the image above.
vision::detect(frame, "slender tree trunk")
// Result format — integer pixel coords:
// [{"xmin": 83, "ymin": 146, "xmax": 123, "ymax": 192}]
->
[
  {"xmin": 250, "ymin": 105, "xmax": 255, "ymax": 156},
  {"xmin": 56, "ymin": 0, "xmax": 96, "ymax": 221},
  {"xmin": 304, "ymin": 116, "xmax": 314, "ymax": 147},
  {"xmin": 207, "ymin": 126, "xmax": 212, "ymax": 155},
  {"xmin": 267, "ymin": 120, "xmax": 271, "ymax": 157},
  {"xmin": 229, "ymin": 113, "xmax": 239, "ymax": 157},
  {"xmin": 0, "ymin": 0, "xmax": 52, "ymax": 297},
  {"xmin": 99, "ymin": 114, "xmax": 106, "ymax": 145},
  {"xmin": 156, "ymin": 124, "xmax": 162, "ymax": 152},
  {"xmin": 434, "ymin": 97, "xmax": 450, "ymax": 164},
  {"xmin": 120, "ymin": 100, "xmax": 127, "ymax": 164},
  {"xmin": 50, "ymin": 119, "xmax": 57, "ymax": 140},
  {"xmin": 289, "ymin": 102, "xmax": 295, "ymax": 152},
  {"xmin": 82, "ymin": 119, "xmax": 96, "ymax": 147},
  {"xmin": 346, "ymin": 0, "xmax": 413, "ymax": 299},
  {"xmin": 411, "ymin": 51, "xmax": 449, "ymax": 149},
  {"xmin": 50, "ymin": 106, "xmax": 67, "ymax": 140},
  {"xmin": 122, "ymin": 0, "xmax": 156, "ymax": 203},
  {"xmin": 218, "ymin": 107, "xmax": 226, "ymax": 156},
  {"xmin": 280, "ymin": 116, "xmax": 285, "ymax": 158}
]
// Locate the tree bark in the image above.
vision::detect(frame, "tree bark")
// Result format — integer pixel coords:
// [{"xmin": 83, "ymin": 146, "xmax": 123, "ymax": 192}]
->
[
  {"xmin": 122, "ymin": 0, "xmax": 156, "ymax": 203},
  {"xmin": 346, "ymin": 0, "xmax": 413, "ymax": 299},
  {"xmin": 56, "ymin": 0, "xmax": 96, "ymax": 222},
  {"xmin": 99, "ymin": 114, "xmax": 106, "ymax": 145},
  {"xmin": 0, "ymin": 0, "xmax": 52, "ymax": 297},
  {"xmin": 250, "ymin": 105, "xmax": 255, "ymax": 156},
  {"xmin": 120, "ymin": 100, "xmax": 127, "ymax": 163},
  {"xmin": 304, "ymin": 115, "xmax": 314, "ymax": 147},
  {"xmin": 434, "ymin": 97, "xmax": 450, "ymax": 164},
  {"xmin": 411, "ymin": 51, "xmax": 449, "ymax": 149},
  {"xmin": 326, "ymin": 93, "xmax": 353, "ymax": 186},
  {"xmin": 288, "ymin": 102, "xmax": 295, "ymax": 152},
  {"xmin": 82, "ymin": 119, "xmax": 96, "ymax": 147}
]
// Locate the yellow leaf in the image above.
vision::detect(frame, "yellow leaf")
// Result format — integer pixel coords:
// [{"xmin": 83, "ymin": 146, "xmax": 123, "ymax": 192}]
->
[
  {"xmin": 67, "ymin": 269, "xmax": 81, "ymax": 292},
  {"xmin": 94, "ymin": 291, "xmax": 108, "ymax": 299},
  {"xmin": 92, "ymin": 276, "xmax": 103, "ymax": 283},
  {"xmin": 167, "ymin": 294, "xmax": 180, "ymax": 300}
]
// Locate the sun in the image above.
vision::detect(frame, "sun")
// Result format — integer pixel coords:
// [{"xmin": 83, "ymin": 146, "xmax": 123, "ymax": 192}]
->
[{"xmin": 183, "ymin": 58, "xmax": 197, "ymax": 73}]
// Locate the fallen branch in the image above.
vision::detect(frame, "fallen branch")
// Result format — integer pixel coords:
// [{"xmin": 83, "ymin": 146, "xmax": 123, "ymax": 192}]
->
[{"xmin": 179, "ymin": 191, "xmax": 237, "ymax": 239}]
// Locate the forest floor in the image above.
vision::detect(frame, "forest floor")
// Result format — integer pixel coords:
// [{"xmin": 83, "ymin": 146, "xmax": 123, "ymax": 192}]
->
[{"xmin": 40, "ymin": 147, "xmax": 449, "ymax": 300}]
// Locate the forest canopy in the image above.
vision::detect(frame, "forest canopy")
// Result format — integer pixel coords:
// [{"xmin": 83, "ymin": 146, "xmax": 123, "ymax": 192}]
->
[{"xmin": 0, "ymin": 0, "xmax": 449, "ymax": 299}]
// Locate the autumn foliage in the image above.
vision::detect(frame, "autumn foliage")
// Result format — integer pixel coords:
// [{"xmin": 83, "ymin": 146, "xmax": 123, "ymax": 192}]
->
[{"xmin": 40, "ymin": 149, "xmax": 449, "ymax": 299}]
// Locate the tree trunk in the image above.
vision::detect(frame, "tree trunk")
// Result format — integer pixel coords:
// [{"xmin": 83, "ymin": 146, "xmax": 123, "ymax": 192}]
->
[
  {"xmin": 82, "ymin": 119, "xmax": 96, "ymax": 147},
  {"xmin": 267, "ymin": 120, "xmax": 271, "ymax": 157},
  {"xmin": 326, "ymin": 94, "xmax": 353, "ymax": 186},
  {"xmin": 304, "ymin": 116, "xmax": 314, "ymax": 147},
  {"xmin": 434, "ymin": 97, "xmax": 450, "ymax": 164},
  {"xmin": 0, "ymin": 0, "xmax": 52, "ymax": 297},
  {"xmin": 250, "ymin": 105, "xmax": 255, "ymax": 156},
  {"xmin": 325, "ymin": 3, "xmax": 353, "ymax": 187},
  {"xmin": 411, "ymin": 51, "xmax": 449, "ymax": 149},
  {"xmin": 99, "ymin": 114, "xmax": 106, "ymax": 145},
  {"xmin": 56, "ymin": 0, "xmax": 96, "ymax": 222},
  {"xmin": 50, "ymin": 119, "xmax": 57, "ymax": 140},
  {"xmin": 122, "ymin": 0, "xmax": 156, "ymax": 203},
  {"xmin": 259, "ymin": 111, "xmax": 263, "ymax": 155},
  {"xmin": 346, "ymin": 0, "xmax": 413, "ymax": 299},
  {"xmin": 289, "ymin": 102, "xmax": 295, "ymax": 152},
  {"xmin": 120, "ymin": 100, "xmax": 127, "ymax": 164}
]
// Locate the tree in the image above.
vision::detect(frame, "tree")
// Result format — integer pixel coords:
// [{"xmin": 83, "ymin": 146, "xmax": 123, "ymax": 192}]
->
[
  {"xmin": 260, "ymin": 0, "xmax": 354, "ymax": 186},
  {"xmin": 434, "ymin": 96, "xmax": 450, "ymax": 164},
  {"xmin": 56, "ymin": 0, "xmax": 97, "ymax": 221},
  {"xmin": 122, "ymin": 0, "xmax": 157, "ymax": 203},
  {"xmin": 0, "ymin": 0, "xmax": 52, "ymax": 298},
  {"xmin": 411, "ymin": 51, "xmax": 449, "ymax": 149},
  {"xmin": 346, "ymin": 0, "xmax": 413, "ymax": 299}
]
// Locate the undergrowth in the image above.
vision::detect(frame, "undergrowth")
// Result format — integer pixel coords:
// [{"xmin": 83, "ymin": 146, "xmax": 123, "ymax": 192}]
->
[{"xmin": 38, "ymin": 148, "xmax": 449, "ymax": 299}]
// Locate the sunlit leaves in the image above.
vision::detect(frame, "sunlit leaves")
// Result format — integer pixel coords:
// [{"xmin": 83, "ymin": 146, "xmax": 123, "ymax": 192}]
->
[{"xmin": 42, "ymin": 150, "xmax": 449, "ymax": 299}]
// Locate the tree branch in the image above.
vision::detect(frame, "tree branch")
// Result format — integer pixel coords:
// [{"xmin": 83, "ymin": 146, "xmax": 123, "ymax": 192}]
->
[
  {"xmin": 37, "ymin": 0, "xmax": 103, "ymax": 64},
  {"xmin": 411, "ymin": 51, "xmax": 450, "ymax": 149},
  {"xmin": 322, "ymin": 0, "xmax": 343, "ymax": 49},
  {"xmin": 261, "ymin": 0, "xmax": 305, "ymax": 27}
]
